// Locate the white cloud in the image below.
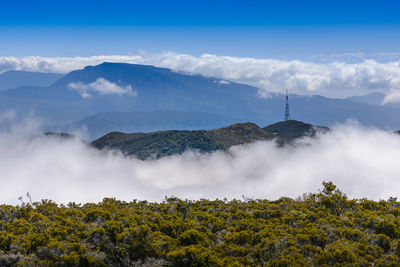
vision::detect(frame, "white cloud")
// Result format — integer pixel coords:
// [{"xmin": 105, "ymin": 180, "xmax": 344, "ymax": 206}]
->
[
  {"xmin": 381, "ymin": 75, "xmax": 400, "ymax": 104},
  {"xmin": 382, "ymin": 91, "xmax": 400, "ymax": 104},
  {"xmin": 214, "ymin": 80, "xmax": 230, "ymax": 85},
  {"xmin": 2, "ymin": 115, "xmax": 400, "ymax": 204},
  {"xmin": 68, "ymin": 78, "xmax": 137, "ymax": 98},
  {"xmin": 1, "ymin": 53, "xmax": 400, "ymax": 98}
]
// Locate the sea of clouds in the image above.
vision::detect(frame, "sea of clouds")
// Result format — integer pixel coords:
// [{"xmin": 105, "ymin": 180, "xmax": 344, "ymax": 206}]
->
[
  {"xmin": 2, "ymin": 112, "xmax": 400, "ymax": 205},
  {"xmin": 1, "ymin": 52, "xmax": 400, "ymax": 102}
]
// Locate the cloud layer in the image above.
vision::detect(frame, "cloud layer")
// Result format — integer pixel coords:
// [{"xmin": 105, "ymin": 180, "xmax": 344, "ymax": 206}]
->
[
  {"xmin": 1, "ymin": 53, "xmax": 400, "ymax": 98},
  {"xmin": 2, "ymin": 114, "xmax": 400, "ymax": 205},
  {"xmin": 68, "ymin": 78, "xmax": 137, "ymax": 98}
]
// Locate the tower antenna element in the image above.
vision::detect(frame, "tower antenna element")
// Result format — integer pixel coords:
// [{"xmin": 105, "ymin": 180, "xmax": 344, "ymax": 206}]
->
[{"xmin": 284, "ymin": 89, "xmax": 290, "ymax": 121}]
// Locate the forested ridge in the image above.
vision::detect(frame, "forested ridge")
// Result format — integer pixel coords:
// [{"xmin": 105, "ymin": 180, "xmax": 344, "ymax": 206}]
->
[
  {"xmin": 91, "ymin": 122, "xmax": 275, "ymax": 159},
  {"xmin": 91, "ymin": 120, "xmax": 326, "ymax": 159},
  {"xmin": 1, "ymin": 182, "xmax": 400, "ymax": 266}
]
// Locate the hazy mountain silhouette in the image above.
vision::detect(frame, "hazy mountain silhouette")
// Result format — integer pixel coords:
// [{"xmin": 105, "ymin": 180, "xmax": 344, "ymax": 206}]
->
[
  {"xmin": 0, "ymin": 71, "xmax": 64, "ymax": 91},
  {"xmin": 346, "ymin": 92, "xmax": 386, "ymax": 106},
  {"xmin": 2, "ymin": 62, "xmax": 400, "ymax": 131}
]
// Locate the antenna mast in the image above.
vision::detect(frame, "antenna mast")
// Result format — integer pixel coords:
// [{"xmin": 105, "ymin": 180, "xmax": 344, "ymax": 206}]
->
[{"xmin": 284, "ymin": 89, "xmax": 290, "ymax": 121}]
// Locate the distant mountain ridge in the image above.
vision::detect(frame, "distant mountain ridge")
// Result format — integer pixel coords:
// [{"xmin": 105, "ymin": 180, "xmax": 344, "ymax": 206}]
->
[
  {"xmin": 2, "ymin": 62, "xmax": 400, "ymax": 131},
  {"xmin": 346, "ymin": 92, "xmax": 386, "ymax": 106},
  {"xmin": 1, "ymin": 62, "xmax": 260, "ymax": 124},
  {"xmin": 0, "ymin": 71, "xmax": 64, "ymax": 91},
  {"xmin": 91, "ymin": 120, "xmax": 327, "ymax": 159}
]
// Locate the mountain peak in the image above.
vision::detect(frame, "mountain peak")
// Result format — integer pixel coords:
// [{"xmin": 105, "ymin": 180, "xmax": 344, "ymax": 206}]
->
[
  {"xmin": 91, "ymin": 62, "xmax": 165, "ymax": 71},
  {"xmin": 264, "ymin": 120, "xmax": 329, "ymax": 143}
]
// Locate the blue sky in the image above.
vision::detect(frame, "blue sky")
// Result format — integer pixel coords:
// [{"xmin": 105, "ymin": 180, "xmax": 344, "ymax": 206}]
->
[{"xmin": 1, "ymin": 0, "xmax": 399, "ymax": 58}]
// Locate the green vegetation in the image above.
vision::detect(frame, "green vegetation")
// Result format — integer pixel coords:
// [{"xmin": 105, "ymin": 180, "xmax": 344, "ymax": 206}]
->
[
  {"xmin": 91, "ymin": 120, "xmax": 329, "ymax": 159},
  {"xmin": 2, "ymin": 182, "xmax": 400, "ymax": 266},
  {"xmin": 91, "ymin": 122, "xmax": 275, "ymax": 159}
]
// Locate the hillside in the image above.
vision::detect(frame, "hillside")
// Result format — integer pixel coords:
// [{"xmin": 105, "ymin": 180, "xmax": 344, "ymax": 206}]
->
[
  {"xmin": 92, "ymin": 122, "xmax": 275, "ymax": 159},
  {"xmin": 264, "ymin": 120, "xmax": 329, "ymax": 143},
  {"xmin": 91, "ymin": 120, "xmax": 329, "ymax": 159}
]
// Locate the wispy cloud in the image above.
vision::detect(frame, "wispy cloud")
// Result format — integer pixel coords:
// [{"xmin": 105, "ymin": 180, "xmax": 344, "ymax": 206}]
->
[
  {"xmin": 382, "ymin": 90, "xmax": 400, "ymax": 104},
  {"xmin": 1, "ymin": 52, "xmax": 400, "ymax": 98},
  {"xmin": 214, "ymin": 80, "xmax": 230, "ymax": 85},
  {"xmin": 68, "ymin": 78, "xmax": 137, "ymax": 98}
]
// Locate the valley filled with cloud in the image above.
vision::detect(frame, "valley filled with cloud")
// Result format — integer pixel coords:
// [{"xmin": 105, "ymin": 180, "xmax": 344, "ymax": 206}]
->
[{"xmin": 2, "ymin": 113, "xmax": 400, "ymax": 205}]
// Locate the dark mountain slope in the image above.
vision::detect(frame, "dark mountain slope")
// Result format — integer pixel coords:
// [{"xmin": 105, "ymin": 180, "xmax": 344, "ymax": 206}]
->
[
  {"xmin": 91, "ymin": 120, "xmax": 330, "ymax": 159},
  {"xmin": 264, "ymin": 120, "xmax": 329, "ymax": 143},
  {"xmin": 92, "ymin": 122, "xmax": 275, "ymax": 159},
  {"xmin": 0, "ymin": 71, "xmax": 64, "ymax": 91}
]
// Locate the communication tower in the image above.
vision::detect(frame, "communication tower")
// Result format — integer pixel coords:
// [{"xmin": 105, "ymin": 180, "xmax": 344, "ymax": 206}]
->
[{"xmin": 284, "ymin": 89, "xmax": 290, "ymax": 121}]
